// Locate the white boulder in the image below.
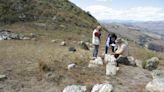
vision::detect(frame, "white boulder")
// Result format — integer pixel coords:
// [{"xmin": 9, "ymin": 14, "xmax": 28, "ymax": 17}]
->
[
  {"xmin": 63, "ymin": 85, "xmax": 87, "ymax": 92},
  {"xmin": 67, "ymin": 64, "xmax": 76, "ymax": 70},
  {"xmin": 105, "ymin": 55, "xmax": 118, "ymax": 76},
  {"xmin": 91, "ymin": 83, "xmax": 113, "ymax": 92},
  {"xmin": 60, "ymin": 41, "xmax": 66, "ymax": 46}
]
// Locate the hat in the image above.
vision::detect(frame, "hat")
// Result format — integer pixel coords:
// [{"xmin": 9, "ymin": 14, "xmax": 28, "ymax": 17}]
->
[{"xmin": 115, "ymin": 38, "xmax": 122, "ymax": 43}]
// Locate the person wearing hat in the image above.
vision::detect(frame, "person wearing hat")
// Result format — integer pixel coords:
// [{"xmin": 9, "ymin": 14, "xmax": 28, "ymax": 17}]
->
[
  {"xmin": 92, "ymin": 25, "xmax": 102, "ymax": 59},
  {"xmin": 112, "ymin": 38, "xmax": 129, "ymax": 66},
  {"xmin": 105, "ymin": 33, "xmax": 117, "ymax": 54}
]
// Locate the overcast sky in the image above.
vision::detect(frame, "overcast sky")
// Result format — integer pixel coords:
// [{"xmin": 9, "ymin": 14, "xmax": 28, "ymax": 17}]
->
[{"xmin": 69, "ymin": 0, "xmax": 164, "ymax": 21}]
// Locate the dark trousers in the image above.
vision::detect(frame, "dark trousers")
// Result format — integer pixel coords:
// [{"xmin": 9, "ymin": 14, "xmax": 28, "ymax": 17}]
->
[
  {"xmin": 93, "ymin": 45, "xmax": 99, "ymax": 57},
  {"xmin": 114, "ymin": 54, "xmax": 129, "ymax": 67},
  {"xmin": 105, "ymin": 46, "xmax": 115, "ymax": 54}
]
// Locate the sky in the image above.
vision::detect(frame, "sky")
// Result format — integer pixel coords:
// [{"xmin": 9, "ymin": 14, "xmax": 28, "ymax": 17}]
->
[{"xmin": 69, "ymin": 0, "xmax": 164, "ymax": 21}]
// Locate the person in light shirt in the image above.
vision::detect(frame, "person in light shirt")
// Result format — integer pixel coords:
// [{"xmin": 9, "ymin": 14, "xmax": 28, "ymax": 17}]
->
[
  {"xmin": 112, "ymin": 38, "xmax": 129, "ymax": 66},
  {"xmin": 92, "ymin": 25, "xmax": 102, "ymax": 59}
]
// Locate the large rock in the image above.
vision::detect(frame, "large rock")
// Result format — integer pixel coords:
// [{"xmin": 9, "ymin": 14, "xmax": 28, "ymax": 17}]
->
[
  {"xmin": 91, "ymin": 83, "xmax": 113, "ymax": 92},
  {"xmin": 145, "ymin": 57, "xmax": 159, "ymax": 71},
  {"xmin": 146, "ymin": 78, "xmax": 164, "ymax": 92},
  {"xmin": 152, "ymin": 70, "xmax": 164, "ymax": 79},
  {"xmin": 63, "ymin": 85, "xmax": 87, "ymax": 92},
  {"xmin": 105, "ymin": 54, "xmax": 118, "ymax": 76},
  {"xmin": 79, "ymin": 41, "xmax": 89, "ymax": 50},
  {"xmin": 88, "ymin": 57, "xmax": 103, "ymax": 68}
]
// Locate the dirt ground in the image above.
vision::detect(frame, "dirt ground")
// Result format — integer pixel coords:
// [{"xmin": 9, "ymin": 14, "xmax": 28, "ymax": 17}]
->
[{"xmin": 0, "ymin": 39, "xmax": 156, "ymax": 92}]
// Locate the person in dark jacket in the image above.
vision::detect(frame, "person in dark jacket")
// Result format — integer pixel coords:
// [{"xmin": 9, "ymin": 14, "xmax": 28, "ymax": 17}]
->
[{"xmin": 105, "ymin": 33, "xmax": 117, "ymax": 54}]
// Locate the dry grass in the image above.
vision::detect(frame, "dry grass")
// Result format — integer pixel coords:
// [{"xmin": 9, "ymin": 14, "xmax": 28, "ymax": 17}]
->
[{"xmin": 0, "ymin": 24, "xmax": 163, "ymax": 92}]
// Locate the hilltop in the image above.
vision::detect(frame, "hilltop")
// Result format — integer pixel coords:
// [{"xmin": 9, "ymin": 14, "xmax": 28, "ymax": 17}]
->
[{"xmin": 0, "ymin": 0, "xmax": 99, "ymax": 31}]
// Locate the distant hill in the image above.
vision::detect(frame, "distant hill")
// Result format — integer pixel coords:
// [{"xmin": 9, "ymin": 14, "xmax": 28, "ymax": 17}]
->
[
  {"xmin": 101, "ymin": 20, "xmax": 164, "ymax": 40},
  {"xmin": 102, "ymin": 22, "xmax": 164, "ymax": 52},
  {"xmin": 0, "ymin": 0, "xmax": 99, "ymax": 30}
]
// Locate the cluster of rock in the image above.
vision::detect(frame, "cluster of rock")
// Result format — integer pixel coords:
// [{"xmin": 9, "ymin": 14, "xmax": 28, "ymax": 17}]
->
[
  {"xmin": 146, "ymin": 70, "xmax": 164, "ymax": 92},
  {"xmin": 0, "ymin": 29, "xmax": 37, "ymax": 40},
  {"xmin": 63, "ymin": 83, "xmax": 113, "ymax": 92},
  {"xmin": 0, "ymin": 29, "xmax": 22, "ymax": 40}
]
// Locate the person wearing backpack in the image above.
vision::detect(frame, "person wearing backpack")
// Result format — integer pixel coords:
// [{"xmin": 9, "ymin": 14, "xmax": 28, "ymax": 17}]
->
[
  {"xmin": 105, "ymin": 33, "xmax": 117, "ymax": 54},
  {"xmin": 92, "ymin": 25, "xmax": 102, "ymax": 59}
]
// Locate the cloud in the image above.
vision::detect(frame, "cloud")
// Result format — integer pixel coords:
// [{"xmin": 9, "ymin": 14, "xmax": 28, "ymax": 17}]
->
[
  {"xmin": 96, "ymin": 0, "xmax": 113, "ymax": 2},
  {"xmin": 85, "ymin": 5, "xmax": 164, "ymax": 21}
]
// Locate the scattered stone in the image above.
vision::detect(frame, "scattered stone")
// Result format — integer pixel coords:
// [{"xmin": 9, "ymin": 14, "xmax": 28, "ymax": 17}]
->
[
  {"xmin": 145, "ymin": 57, "xmax": 159, "ymax": 71},
  {"xmin": 152, "ymin": 70, "xmax": 164, "ymax": 79},
  {"xmin": 127, "ymin": 56, "xmax": 136, "ymax": 66},
  {"xmin": 0, "ymin": 75, "xmax": 7, "ymax": 81},
  {"xmin": 30, "ymin": 33, "xmax": 36, "ymax": 38},
  {"xmin": 91, "ymin": 83, "xmax": 113, "ymax": 92},
  {"xmin": 80, "ymin": 41, "xmax": 89, "ymax": 50},
  {"xmin": 60, "ymin": 41, "xmax": 66, "ymax": 46},
  {"xmin": 146, "ymin": 78, "xmax": 164, "ymax": 92},
  {"xmin": 68, "ymin": 47, "xmax": 76, "ymax": 52},
  {"xmin": 67, "ymin": 64, "xmax": 76, "ymax": 70},
  {"xmin": 23, "ymin": 37, "xmax": 31, "ymax": 40},
  {"xmin": 51, "ymin": 40, "xmax": 57, "ymax": 43},
  {"xmin": 63, "ymin": 85, "xmax": 87, "ymax": 92}
]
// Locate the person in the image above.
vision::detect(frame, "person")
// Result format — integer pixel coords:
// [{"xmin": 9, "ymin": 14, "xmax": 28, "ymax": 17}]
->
[
  {"xmin": 112, "ymin": 38, "xmax": 129, "ymax": 66},
  {"xmin": 105, "ymin": 33, "xmax": 117, "ymax": 54},
  {"xmin": 92, "ymin": 25, "xmax": 102, "ymax": 59}
]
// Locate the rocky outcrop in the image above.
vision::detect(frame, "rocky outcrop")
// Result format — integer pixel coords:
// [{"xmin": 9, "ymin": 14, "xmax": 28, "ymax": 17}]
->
[
  {"xmin": 0, "ymin": 29, "xmax": 23, "ymax": 40},
  {"xmin": 63, "ymin": 85, "xmax": 87, "ymax": 92}
]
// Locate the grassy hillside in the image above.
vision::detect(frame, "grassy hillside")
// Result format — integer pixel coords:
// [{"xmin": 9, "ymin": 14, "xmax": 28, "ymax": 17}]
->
[{"xmin": 0, "ymin": 0, "xmax": 99, "ymax": 30}]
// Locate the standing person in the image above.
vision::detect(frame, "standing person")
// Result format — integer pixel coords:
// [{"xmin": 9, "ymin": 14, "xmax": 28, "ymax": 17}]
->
[
  {"xmin": 92, "ymin": 25, "xmax": 102, "ymax": 59},
  {"xmin": 112, "ymin": 38, "xmax": 129, "ymax": 66},
  {"xmin": 105, "ymin": 33, "xmax": 117, "ymax": 54}
]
